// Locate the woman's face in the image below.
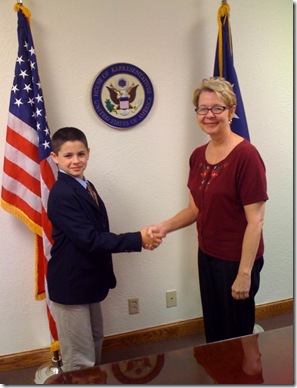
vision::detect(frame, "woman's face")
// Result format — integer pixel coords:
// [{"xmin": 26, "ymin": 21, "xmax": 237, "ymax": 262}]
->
[{"xmin": 196, "ymin": 91, "xmax": 235, "ymax": 137}]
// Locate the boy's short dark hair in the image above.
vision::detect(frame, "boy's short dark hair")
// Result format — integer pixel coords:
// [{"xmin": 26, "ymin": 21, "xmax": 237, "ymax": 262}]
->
[{"xmin": 51, "ymin": 127, "xmax": 88, "ymax": 154}]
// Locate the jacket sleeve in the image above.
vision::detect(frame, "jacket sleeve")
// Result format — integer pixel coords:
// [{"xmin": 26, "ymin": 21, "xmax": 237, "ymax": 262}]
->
[{"xmin": 48, "ymin": 187, "xmax": 142, "ymax": 254}]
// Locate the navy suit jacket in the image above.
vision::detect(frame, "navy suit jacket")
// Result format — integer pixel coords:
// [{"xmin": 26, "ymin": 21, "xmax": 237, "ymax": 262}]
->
[{"xmin": 47, "ymin": 172, "xmax": 142, "ymax": 304}]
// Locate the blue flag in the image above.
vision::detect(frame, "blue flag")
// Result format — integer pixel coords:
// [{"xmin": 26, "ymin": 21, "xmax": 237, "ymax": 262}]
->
[{"xmin": 213, "ymin": 3, "xmax": 250, "ymax": 141}]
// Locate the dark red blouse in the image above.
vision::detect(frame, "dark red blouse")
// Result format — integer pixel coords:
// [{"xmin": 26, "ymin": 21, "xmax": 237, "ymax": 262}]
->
[{"xmin": 187, "ymin": 139, "xmax": 268, "ymax": 261}]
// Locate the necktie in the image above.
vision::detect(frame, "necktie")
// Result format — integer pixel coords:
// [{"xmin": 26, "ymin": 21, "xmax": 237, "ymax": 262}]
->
[{"xmin": 86, "ymin": 182, "xmax": 99, "ymax": 206}]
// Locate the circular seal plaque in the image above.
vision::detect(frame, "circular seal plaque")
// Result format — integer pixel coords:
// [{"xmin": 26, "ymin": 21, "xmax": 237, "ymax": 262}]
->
[{"xmin": 91, "ymin": 63, "xmax": 154, "ymax": 129}]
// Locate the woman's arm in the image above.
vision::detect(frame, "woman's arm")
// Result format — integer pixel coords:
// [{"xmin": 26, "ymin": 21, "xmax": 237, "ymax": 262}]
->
[
  {"xmin": 231, "ymin": 201, "xmax": 266, "ymax": 300},
  {"xmin": 147, "ymin": 191, "xmax": 198, "ymax": 237}
]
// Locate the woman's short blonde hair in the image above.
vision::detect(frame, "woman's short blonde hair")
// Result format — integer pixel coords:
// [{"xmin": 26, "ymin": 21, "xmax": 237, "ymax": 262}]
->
[{"xmin": 193, "ymin": 77, "xmax": 237, "ymax": 108}]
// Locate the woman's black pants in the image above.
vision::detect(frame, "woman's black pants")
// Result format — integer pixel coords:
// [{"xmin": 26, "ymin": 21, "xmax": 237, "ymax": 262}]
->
[{"xmin": 198, "ymin": 249, "xmax": 264, "ymax": 343}]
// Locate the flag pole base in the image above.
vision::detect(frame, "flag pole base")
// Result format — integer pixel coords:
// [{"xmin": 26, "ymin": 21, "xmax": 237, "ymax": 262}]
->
[
  {"xmin": 253, "ymin": 324, "xmax": 264, "ymax": 333},
  {"xmin": 34, "ymin": 351, "xmax": 63, "ymax": 384}
]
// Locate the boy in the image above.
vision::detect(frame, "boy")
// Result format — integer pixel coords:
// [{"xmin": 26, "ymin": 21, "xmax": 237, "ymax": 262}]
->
[{"xmin": 47, "ymin": 127, "xmax": 162, "ymax": 371}]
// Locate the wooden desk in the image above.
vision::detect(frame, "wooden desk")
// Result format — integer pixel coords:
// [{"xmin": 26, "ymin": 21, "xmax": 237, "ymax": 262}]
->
[{"xmin": 45, "ymin": 325, "xmax": 293, "ymax": 384}]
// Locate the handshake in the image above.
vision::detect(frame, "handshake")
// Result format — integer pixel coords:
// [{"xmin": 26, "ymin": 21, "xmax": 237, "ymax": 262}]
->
[{"xmin": 140, "ymin": 225, "xmax": 166, "ymax": 250}]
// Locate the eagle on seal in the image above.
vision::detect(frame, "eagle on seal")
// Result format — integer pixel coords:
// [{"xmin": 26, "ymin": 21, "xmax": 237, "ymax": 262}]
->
[{"xmin": 106, "ymin": 83, "xmax": 139, "ymax": 110}]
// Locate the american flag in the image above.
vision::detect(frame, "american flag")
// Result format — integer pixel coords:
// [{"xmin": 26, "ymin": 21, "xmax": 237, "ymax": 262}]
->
[
  {"xmin": 1, "ymin": 7, "xmax": 59, "ymax": 351},
  {"xmin": 213, "ymin": 1, "xmax": 250, "ymax": 141}
]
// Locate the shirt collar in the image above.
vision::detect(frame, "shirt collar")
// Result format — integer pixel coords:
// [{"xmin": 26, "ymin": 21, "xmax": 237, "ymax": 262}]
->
[{"xmin": 60, "ymin": 169, "xmax": 87, "ymax": 189}]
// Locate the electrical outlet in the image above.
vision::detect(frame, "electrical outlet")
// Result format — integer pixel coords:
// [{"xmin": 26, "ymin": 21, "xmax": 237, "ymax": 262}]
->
[
  {"xmin": 128, "ymin": 297, "xmax": 139, "ymax": 314},
  {"xmin": 166, "ymin": 290, "xmax": 177, "ymax": 308}
]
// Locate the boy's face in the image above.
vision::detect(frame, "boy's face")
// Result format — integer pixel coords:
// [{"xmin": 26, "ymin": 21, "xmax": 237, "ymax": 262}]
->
[{"xmin": 51, "ymin": 140, "xmax": 90, "ymax": 180}]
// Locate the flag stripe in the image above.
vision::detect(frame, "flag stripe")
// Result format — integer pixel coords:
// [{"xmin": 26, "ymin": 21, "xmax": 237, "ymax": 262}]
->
[
  {"xmin": 40, "ymin": 158, "xmax": 57, "ymax": 195},
  {"xmin": 4, "ymin": 140, "xmax": 40, "ymax": 181},
  {"xmin": 6, "ymin": 125, "xmax": 39, "ymax": 164},
  {"xmin": 42, "ymin": 207, "xmax": 54, "ymax": 243},
  {"xmin": 7, "ymin": 112, "xmax": 39, "ymax": 146},
  {"xmin": 3, "ymin": 157, "xmax": 41, "ymax": 196},
  {"xmin": 2, "ymin": 177, "xmax": 42, "ymax": 218}
]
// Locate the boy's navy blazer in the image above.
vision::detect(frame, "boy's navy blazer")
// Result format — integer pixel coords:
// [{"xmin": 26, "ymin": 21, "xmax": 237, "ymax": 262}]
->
[{"xmin": 47, "ymin": 171, "xmax": 142, "ymax": 305}]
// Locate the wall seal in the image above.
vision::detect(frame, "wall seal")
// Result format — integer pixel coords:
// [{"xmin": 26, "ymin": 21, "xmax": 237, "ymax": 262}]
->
[{"xmin": 91, "ymin": 63, "xmax": 154, "ymax": 129}]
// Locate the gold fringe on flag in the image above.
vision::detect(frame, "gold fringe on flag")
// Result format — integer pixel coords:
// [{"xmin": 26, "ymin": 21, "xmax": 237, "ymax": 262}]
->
[
  {"xmin": 51, "ymin": 340, "xmax": 60, "ymax": 353},
  {"xmin": 1, "ymin": 199, "xmax": 42, "ymax": 236},
  {"xmin": 217, "ymin": 1, "xmax": 233, "ymax": 76},
  {"xmin": 14, "ymin": 3, "xmax": 31, "ymax": 23},
  {"xmin": 1, "ymin": 199, "xmax": 45, "ymax": 300},
  {"xmin": 34, "ymin": 234, "xmax": 46, "ymax": 301}
]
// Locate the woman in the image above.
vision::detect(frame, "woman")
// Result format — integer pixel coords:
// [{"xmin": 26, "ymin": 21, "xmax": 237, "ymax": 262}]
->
[{"xmin": 148, "ymin": 77, "xmax": 268, "ymax": 342}]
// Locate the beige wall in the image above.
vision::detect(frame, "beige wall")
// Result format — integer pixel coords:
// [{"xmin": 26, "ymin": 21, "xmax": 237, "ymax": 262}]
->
[{"xmin": 0, "ymin": 0, "xmax": 293, "ymax": 355}]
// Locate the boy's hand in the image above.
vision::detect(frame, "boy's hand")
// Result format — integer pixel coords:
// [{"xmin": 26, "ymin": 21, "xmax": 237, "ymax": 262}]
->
[{"xmin": 140, "ymin": 226, "xmax": 165, "ymax": 250}]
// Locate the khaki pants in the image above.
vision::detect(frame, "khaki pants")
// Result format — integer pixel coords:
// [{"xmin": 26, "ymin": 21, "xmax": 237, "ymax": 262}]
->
[{"xmin": 52, "ymin": 302, "xmax": 104, "ymax": 372}]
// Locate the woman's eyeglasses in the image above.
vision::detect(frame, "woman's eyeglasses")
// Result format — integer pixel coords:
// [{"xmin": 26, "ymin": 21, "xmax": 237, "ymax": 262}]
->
[{"xmin": 195, "ymin": 106, "xmax": 230, "ymax": 115}]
